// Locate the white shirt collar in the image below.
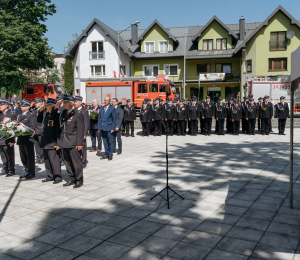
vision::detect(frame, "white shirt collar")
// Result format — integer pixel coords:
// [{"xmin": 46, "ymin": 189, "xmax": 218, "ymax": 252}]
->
[
  {"xmin": 22, "ymin": 111, "xmax": 29, "ymax": 116},
  {"xmin": 68, "ymin": 107, "xmax": 74, "ymax": 113},
  {"xmin": 78, "ymin": 106, "xmax": 82, "ymax": 111}
]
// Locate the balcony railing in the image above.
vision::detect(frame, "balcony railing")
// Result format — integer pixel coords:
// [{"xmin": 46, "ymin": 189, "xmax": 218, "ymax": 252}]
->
[
  {"xmin": 269, "ymin": 40, "xmax": 287, "ymax": 50},
  {"xmin": 89, "ymin": 51, "xmax": 105, "ymax": 60}
]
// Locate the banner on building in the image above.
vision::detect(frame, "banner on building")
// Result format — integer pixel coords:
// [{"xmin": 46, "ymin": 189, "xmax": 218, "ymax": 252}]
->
[{"xmin": 199, "ymin": 73, "xmax": 225, "ymax": 81}]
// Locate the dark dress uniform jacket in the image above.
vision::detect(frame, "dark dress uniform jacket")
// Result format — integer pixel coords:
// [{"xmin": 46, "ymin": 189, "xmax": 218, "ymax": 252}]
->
[
  {"xmin": 140, "ymin": 107, "xmax": 151, "ymax": 122},
  {"xmin": 37, "ymin": 108, "xmax": 60, "ymax": 149},
  {"xmin": 260, "ymin": 102, "xmax": 273, "ymax": 118},
  {"xmin": 115, "ymin": 106, "xmax": 123, "ymax": 129},
  {"xmin": 152, "ymin": 104, "xmax": 165, "ymax": 120},
  {"xmin": 245, "ymin": 104, "xmax": 258, "ymax": 119},
  {"xmin": 275, "ymin": 102, "xmax": 289, "ymax": 119},
  {"xmin": 215, "ymin": 103, "xmax": 227, "ymax": 119},
  {"xmin": 188, "ymin": 104, "xmax": 200, "ymax": 120},
  {"xmin": 59, "ymin": 108, "xmax": 84, "ymax": 148},
  {"xmin": 17, "ymin": 112, "xmax": 36, "ymax": 145},
  {"xmin": 202, "ymin": 102, "xmax": 215, "ymax": 118},
  {"xmin": 124, "ymin": 105, "xmax": 136, "ymax": 121},
  {"xmin": 78, "ymin": 106, "xmax": 90, "ymax": 137},
  {"xmin": 177, "ymin": 105, "xmax": 188, "ymax": 120},
  {"xmin": 231, "ymin": 105, "xmax": 242, "ymax": 121},
  {"xmin": 89, "ymin": 106, "xmax": 100, "ymax": 130},
  {"xmin": 0, "ymin": 110, "xmax": 16, "ymax": 145},
  {"xmin": 32, "ymin": 107, "xmax": 43, "ymax": 135},
  {"xmin": 165, "ymin": 104, "xmax": 177, "ymax": 120}
]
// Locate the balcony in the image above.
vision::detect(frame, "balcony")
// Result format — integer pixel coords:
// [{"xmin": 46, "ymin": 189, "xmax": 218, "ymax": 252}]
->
[
  {"xmin": 89, "ymin": 51, "xmax": 105, "ymax": 60},
  {"xmin": 269, "ymin": 40, "xmax": 287, "ymax": 51}
]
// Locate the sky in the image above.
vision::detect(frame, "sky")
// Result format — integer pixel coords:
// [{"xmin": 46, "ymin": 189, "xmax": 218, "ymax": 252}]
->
[{"xmin": 45, "ymin": 0, "xmax": 300, "ymax": 54}]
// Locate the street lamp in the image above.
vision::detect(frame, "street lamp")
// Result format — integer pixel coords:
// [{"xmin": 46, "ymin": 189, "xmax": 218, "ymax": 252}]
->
[
  {"xmin": 118, "ymin": 21, "xmax": 140, "ymax": 78},
  {"xmin": 243, "ymin": 49, "xmax": 248, "ymax": 99}
]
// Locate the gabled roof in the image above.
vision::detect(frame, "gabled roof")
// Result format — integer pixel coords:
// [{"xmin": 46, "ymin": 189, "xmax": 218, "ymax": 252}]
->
[
  {"xmin": 136, "ymin": 19, "xmax": 178, "ymax": 43},
  {"xmin": 234, "ymin": 5, "xmax": 300, "ymax": 53},
  {"xmin": 191, "ymin": 15, "xmax": 239, "ymax": 42},
  {"xmin": 63, "ymin": 18, "xmax": 133, "ymax": 60}
]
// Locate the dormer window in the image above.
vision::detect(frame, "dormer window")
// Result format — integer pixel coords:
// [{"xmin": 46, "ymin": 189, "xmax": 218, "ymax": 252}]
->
[
  {"xmin": 203, "ymin": 40, "xmax": 213, "ymax": 51},
  {"xmin": 145, "ymin": 42, "xmax": 154, "ymax": 53},
  {"xmin": 159, "ymin": 41, "xmax": 169, "ymax": 53},
  {"xmin": 216, "ymin": 39, "xmax": 227, "ymax": 50},
  {"xmin": 90, "ymin": 41, "xmax": 104, "ymax": 59}
]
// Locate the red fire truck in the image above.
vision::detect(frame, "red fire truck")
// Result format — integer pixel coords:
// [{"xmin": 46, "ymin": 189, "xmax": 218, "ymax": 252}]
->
[
  {"xmin": 85, "ymin": 78, "xmax": 177, "ymax": 108},
  {"xmin": 23, "ymin": 84, "xmax": 65, "ymax": 102}
]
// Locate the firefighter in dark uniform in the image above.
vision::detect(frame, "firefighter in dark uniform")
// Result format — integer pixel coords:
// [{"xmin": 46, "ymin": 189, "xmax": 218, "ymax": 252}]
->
[
  {"xmin": 0, "ymin": 100, "xmax": 16, "ymax": 177},
  {"xmin": 140, "ymin": 102, "xmax": 151, "ymax": 136},
  {"xmin": 32, "ymin": 97, "xmax": 45, "ymax": 164},
  {"xmin": 152, "ymin": 98, "xmax": 164, "ymax": 136},
  {"xmin": 176, "ymin": 99, "xmax": 188, "ymax": 136},
  {"xmin": 164, "ymin": 98, "xmax": 176, "ymax": 136},
  {"xmin": 172, "ymin": 101, "xmax": 178, "ymax": 134},
  {"xmin": 231, "ymin": 99, "xmax": 242, "ymax": 135},
  {"xmin": 245, "ymin": 98, "xmax": 258, "ymax": 135},
  {"xmin": 74, "ymin": 96, "xmax": 90, "ymax": 168},
  {"xmin": 56, "ymin": 95, "xmax": 65, "ymax": 166},
  {"xmin": 226, "ymin": 97, "xmax": 234, "ymax": 133},
  {"xmin": 256, "ymin": 97, "xmax": 263, "ymax": 131},
  {"xmin": 202, "ymin": 96, "xmax": 215, "ymax": 136},
  {"xmin": 58, "ymin": 95, "xmax": 84, "ymax": 188},
  {"xmin": 145, "ymin": 98, "xmax": 153, "ymax": 134},
  {"xmin": 259, "ymin": 95, "xmax": 273, "ymax": 135},
  {"xmin": 124, "ymin": 99, "xmax": 136, "ymax": 137},
  {"xmin": 37, "ymin": 98, "xmax": 62, "ymax": 183},
  {"xmin": 18, "ymin": 100, "xmax": 36, "ymax": 179},
  {"xmin": 200, "ymin": 100, "xmax": 205, "ymax": 134},
  {"xmin": 215, "ymin": 97, "xmax": 227, "ymax": 135},
  {"xmin": 188, "ymin": 98, "xmax": 200, "ymax": 136},
  {"xmin": 241, "ymin": 96, "xmax": 249, "ymax": 134},
  {"xmin": 275, "ymin": 96, "xmax": 289, "ymax": 135},
  {"xmin": 187, "ymin": 98, "xmax": 192, "ymax": 135}
]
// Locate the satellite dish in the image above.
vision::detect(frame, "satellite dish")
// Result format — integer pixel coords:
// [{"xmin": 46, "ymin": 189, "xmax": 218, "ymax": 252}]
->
[{"xmin": 287, "ymin": 31, "xmax": 295, "ymax": 39}]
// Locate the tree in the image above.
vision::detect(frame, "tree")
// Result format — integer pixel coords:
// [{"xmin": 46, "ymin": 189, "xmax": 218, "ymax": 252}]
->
[
  {"xmin": 63, "ymin": 30, "xmax": 84, "ymax": 53},
  {"xmin": 64, "ymin": 59, "xmax": 74, "ymax": 95},
  {"xmin": 0, "ymin": 0, "xmax": 56, "ymax": 97}
]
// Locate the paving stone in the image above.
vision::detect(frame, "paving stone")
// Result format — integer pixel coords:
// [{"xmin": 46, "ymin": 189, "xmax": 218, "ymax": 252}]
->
[
  {"xmin": 108, "ymin": 230, "xmax": 149, "ymax": 247},
  {"xmin": 60, "ymin": 219, "xmax": 98, "ymax": 234},
  {"xmin": 251, "ymin": 242, "xmax": 294, "ymax": 260},
  {"xmin": 182, "ymin": 230, "xmax": 223, "ymax": 248},
  {"xmin": 83, "ymin": 224, "xmax": 121, "ymax": 240},
  {"xmin": 244, "ymin": 209, "xmax": 276, "ymax": 221},
  {"xmin": 127, "ymin": 220, "xmax": 164, "ymax": 235},
  {"xmin": 216, "ymin": 237, "xmax": 257, "ymax": 256},
  {"xmin": 33, "ymin": 247, "xmax": 79, "ymax": 260},
  {"xmin": 167, "ymin": 242, "xmax": 211, "ymax": 260},
  {"xmin": 235, "ymin": 216, "xmax": 270, "ymax": 231},
  {"xmin": 205, "ymin": 249, "xmax": 248, "ymax": 260},
  {"xmin": 0, "ymin": 234, "xmax": 29, "ymax": 253},
  {"xmin": 260, "ymin": 231, "xmax": 299, "ymax": 250},
  {"xmin": 226, "ymin": 226, "xmax": 264, "ymax": 243},
  {"xmin": 153, "ymin": 225, "xmax": 192, "ymax": 241},
  {"xmin": 136, "ymin": 236, "xmax": 178, "ymax": 255},
  {"xmin": 102, "ymin": 215, "xmax": 138, "ymax": 228},
  {"xmin": 195, "ymin": 220, "xmax": 232, "ymax": 236},
  {"xmin": 35, "ymin": 229, "xmax": 77, "ymax": 246},
  {"xmin": 85, "ymin": 241, "xmax": 131, "ymax": 259},
  {"xmin": 118, "ymin": 248, "xmax": 162, "ymax": 260},
  {"xmin": 267, "ymin": 222, "xmax": 300, "ymax": 237}
]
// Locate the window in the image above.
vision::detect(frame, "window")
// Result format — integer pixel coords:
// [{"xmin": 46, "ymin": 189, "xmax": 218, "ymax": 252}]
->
[
  {"xmin": 26, "ymin": 87, "xmax": 34, "ymax": 95},
  {"xmin": 138, "ymin": 84, "xmax": 148, "ymax": 93},
  {"xmin": 75, "ymin": 67, "xmax": 79, "ymax": 78},
  {"xmin": 190, "ymin": 87, "xmax": 203, "ymax": 100},
  {"xmin": 225, "ymin": 86, "xmax": 240, "ymax": 102},
  {"xmin": 44, "ymin": 86, "xmax": 54, "ymax": 94},
  {"xmin": 120, "ymin": 65, "xmax": 126, "ymax": 76},
  {"xmin": 268, "ymin": 58, "xmax": 287, "ymax": 71},
  {"xmin": 270, "ymin": 32, "xmax": 286, "ymax": 50},
  {"xmin": 145, "ymin": 42, "xmax": 154, "ymax": 53},
  {"xmin": 197, "ymin": 64, "xmax": 211, "ymax": 75},
  {"xmin": 160, "ymin": 85, "xmax": 166, "ymax": 92},
  {"xmin": 164, "ymin": 64, "xmax": 178, "ymax": 76},
  {"xmin": 216, "ymin": 39, "xmax": 227, "ymax": 50},
  {"xmin": 149, "ymin": 84, "xmax": 158, "ymax": 92},
  {"xmin": 159, "ymin": 41, "xmax": 168, "ymax": 53},
  {"xmin": 143, "ymin": 65, "xmax": 159, "ymax": 76},
  {"xmin": 246, "ymin": 60, "xmax": 252, "ymax": 72},
  {"xmin": 91, "ymin": 41, "xmax": 104, "ymax": 59},
  {"xmin": 76, "ymin": 89, "xmax": 80, "ymax": 95},
  {"xmin": 91, "ymin": 65, "xmax": 105, "ymax": 76},
  {"xmin": 216, "ymin": 63, "xmax": 231, "ymax": 73},
  {"xmin": 203, "ymin": 39, "xmax": 213, "ymax": 51}
]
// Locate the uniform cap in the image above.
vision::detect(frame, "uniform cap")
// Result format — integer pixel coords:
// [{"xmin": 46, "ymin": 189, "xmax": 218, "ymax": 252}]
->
[
  {"xmin": 265, "ymin": 96, "xmax": 270, "ymax": 99},
  {"xmin": 234, "ymin": 99, "xmax": 238, "ymax": 103},
  {"xmin": 172, "ymin": 101, "xmax": 176, "ymax": 103},
  {"xmin": 229, "ymin": 97, "xmax": 233, "ymax": 100},
  {"xmin": 245, "ymin": 96, "xmax": 249, "ymax": 99},
  {"xmin": 21, "ymin": 99, "xmax": 31, "ymax": 106},
  {"xmin": 168, "ymin": 98, "xmax": 172, "ymax": 101},
  {"xmin": 206, "ymin": 96, "xmax": 211, "ymax": 99},
  {"xmin": 249, "ymin": 94, "xmax": 253, "ymax": 98},
  {"xmin": 46, "ymin": 98, "xmax": 56, "ymax": 105},
  {"xmin": 258, "ymin": 97, "xmax": 263, "ymax": 100},
  {"xmin": 201, "ymin": 100, "xmax": 205, "ymax": 102},
  {"xmin": 126, "ymin": 99, "xmax": 131, "ymax": 102},
  {"xmin": 218, "ymin": 97, "xmax": 223, "ymax": 101},
  {"xmin": 249, "ymin": 98, "xmax": 254, "ymax": 101},
  {"xmin": 74, "ymin": 96, "xmax": 83, "ymax": 101},
  {"xmin": 0, "ymin": 99, "xmax": 9, "ymax": 105},
  {"xmin": 56, "ymin": 95, "xmax": 64, "ymax": 100},
  {"xmin": 182, "ymin": 99, "xmax": 185, "ymax": 102},
  {"xmin": 63, "ymin": 95, "xmax": 74, "ymax": 102},
  {"xmin": 34, "ymin": 97, "xmax": 44, "ymax": 103},
  {"xmin": 142, "ymin": 101, "xmax": 147, "ymax": 104},
  {"xmin": 144, "ymin": 98, "xmax": 147, "ymax": 101},
  {"xmin": 280, "ymin": 96, "xmax": 285, "ymax": 99},
  {"xmin": 188, "ymin": 98, "xmax": 191, "ymax": 101},
  {"xmin": 192, "ymin": 98, "xmax": 196, "ymax": 101}
]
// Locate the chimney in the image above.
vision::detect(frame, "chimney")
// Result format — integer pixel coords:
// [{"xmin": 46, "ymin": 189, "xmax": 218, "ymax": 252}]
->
[
  {"xmin": 239, "ymin": 16, "xmax": 245, "ymax": 41},
  {"xmin": 131, "ymin": 23, "xmax": 138, "ymax": 46}
]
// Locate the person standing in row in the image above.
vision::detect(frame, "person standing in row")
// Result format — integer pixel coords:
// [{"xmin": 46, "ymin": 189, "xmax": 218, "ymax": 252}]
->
[
  {"xmin": 55, "ymin": 95, "xmax": 65, "ymax": 166},
  {"xmin": 188, "ymin": 98, "xmax": 200, "ymax": 136},
  {"xmin": 89, "ymin": 99, "xmax": 102, "ymax": 153},
  {"xmin": 18, "ymin": 100, "xmax": 36, "ymax": 179},
  {"xmin": 140, "ymin": 101, "xmax": 151, "ymax": 137},
  {"xmin": 245, "ymin": 98, "xmax": 258, "ymax": 135},
  {"xmin": 202, "ymin": 96, "xmax": 215, "ymax": 136},
  {"xmin": 226, "ymin": 98, "xmax": 234, "ymax": 133},
  {"xmin": 165, "ymin": 98, "xmax": 176, "ymax": 136},
  {"xmin": 74, "ymin": 96, "xmax": 90, "ymax": 168},
  {"xmin": 59, "ymin": 95, "xmax": 84, "ymax": 188},
  {"xmin": 215, "ymin": 97, "xmax": 227, "ymax": 135},
  {"xmin": 38, "ymin": 98, "xmax": 62, "ymax": 184},
  {"xmin": 231, "ymin": 99, "xmax": 242, "ymax": 135},
  {"xmin": 176, "ymin": 99, "xmax": 187, "ymax": 136},
  {"xmin": 0, "ymin": 100, "xmax": 16, "ymax": 177},
  {"xmin": 241, "ymin": 96, "xmax": 249, "ymax": 134},
  {"xmin": 260, "ymin": 95, "xmax": 273, "ymax": 135},
  {"xmin": 112, "ymin": 98, "xmax": 123, "ymax": 154},
  {"xmin": 275, "ymin": 96, "xmax": 289, "ymax": 135},
  {"xmin": 124, "ymin": 99, "xmax": 136, "ymax": 137},
  {"xmin": 256, "ymin": 97, "xmax": 263, "ymax": 132},
  {"xmin": 152, "ymin": 98, "xmax": 164, "ymax": 136}
]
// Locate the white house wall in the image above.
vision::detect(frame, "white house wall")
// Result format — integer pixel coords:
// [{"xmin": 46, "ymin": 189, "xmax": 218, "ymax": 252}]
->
[{"xmin": 74, "ymin": 23, "xmax": 131, "ymax": 102}]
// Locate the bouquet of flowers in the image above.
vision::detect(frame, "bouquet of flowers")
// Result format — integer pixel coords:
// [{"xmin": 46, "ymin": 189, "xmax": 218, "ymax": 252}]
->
[
  {"xmin": 0, "ymin": 123, "xmax": 14, "ymax": 140},
  {"xmin": 89, "ymin": 110, "xmax": 98, "ymax": 119},
  {"xmin": 13, "ymin": 122, "xmax": 35, "ymax": 137},
  {"xmin": 3, "ymin": 118, "xmax": 19, "ymax": 131}
]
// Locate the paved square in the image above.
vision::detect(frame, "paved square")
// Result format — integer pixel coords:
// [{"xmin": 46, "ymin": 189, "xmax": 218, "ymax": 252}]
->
[{"xmin": 0, "ymin": 129, "xmax": 300, "ymax": 259}]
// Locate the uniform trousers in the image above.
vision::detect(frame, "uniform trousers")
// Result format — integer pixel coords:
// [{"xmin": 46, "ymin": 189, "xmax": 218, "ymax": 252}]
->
[
  {"xmin": 248, "ymin": 119, "xmax": 256, "ymax": 134},
  {"xmin": 216, "ymin": 119, "xmax": 225, "ymax": 134},
  {"xmin": 33, "ymin": 135, "xmax": 44, "ymax": 161},
  {"xmin": 227, "ymin": 117, "xmax": 232, "ymax": 132},
  {"xmin": 188, "ymin": 120, "xmax": 191, "ymax": 134},
  {"xmin": 166, "ymin": 120, "xmax": 174, "ymax": 135},
  {"xmin": 44, "ymin": 149, "xmax": 62, "ymax": 181},
  {"xmin": 63, "ymin": 147, "xmax": 83, "ymax": 183},
  {"xmin": 258, "ymin": 118, "xmax": 261, "ymax": 131},
  {"xmin": 200, "ymin": 118, "xmax": 204, "ymax": 133},
  {"xmin": 190, "ymin": 120, "xmax": 198, "ymax": 135},
  {"xmin": 261, "ymin": 118, "xmax": 271, "ymax": 134},
  {"xmin": 242, "ymin": 117, "xmax": 248, "ymax": 133},
  {"xmin": 0, "ymin": 144, "xmax": 15, "ymax": 172},
  {"xmin": 142, "ymin": 122, "xmax": 149, "ymax": 135},
  {"xmin": 154, "ymin": 120, "xmax": 162, "ymax": 136},
  {"xmin": 90, "ymin": 128, "xmax": 102, "ymax": 150},
  {"xmin": 278, "ymin": 119, "xmax": 287, "ymax": 134},
  {"xmin": 204, "ymin": 118, "xmax": 212, "ymax": 134},
  {"xmin": 232, "ymin": 121, "xmax": 240, "ymax": 134},
  {"xmin": 81, "ymin": 139, "xmax": 87, "ymax": 166},
  {"xmin": 113, "ymin": 130, "xmax": 122, "ymax": 151},
  {"xmin": 125, "ymin": 121, "xmax": 134, "ymax": 135},
  {"xmin": 102, "ymin": 131, "xmax": 114, "ymax": 157},
  {"xmin": 19, "ymin": 143, "xmax": 35, "ymax": 176},
  {"xmin": 177, "ymin": 120, "xmax": 186, "ymax": 135}
]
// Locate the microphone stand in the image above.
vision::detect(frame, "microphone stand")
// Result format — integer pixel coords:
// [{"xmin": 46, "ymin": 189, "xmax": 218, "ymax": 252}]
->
[{"xmin": 150, "ymin": 104, "xmax": 184, "ymax": 209}]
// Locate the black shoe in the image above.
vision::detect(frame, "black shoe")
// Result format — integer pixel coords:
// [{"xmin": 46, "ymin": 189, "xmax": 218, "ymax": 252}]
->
[
  {"xmin": 25, "ymin": 175, "xmax": 35, "ymax": 180},
  {"xmin": 142, "ymin": 134, "xmax": 144, "ymax": 137},
  {"xmin": 42, "ymin": 178, "xmax": 54, "ymax": 183},
  {"xmin": 6, "ymin": 171, "xmax": 15, "ymax": 177},
  {"xmin": 73, "ymin": 183, "xmax": 83, "ymax": 189},
  {"xmin": 113, "ymin": 150, "xmax": 116, "ymax": 153},
  {"xmin": 147, "ymin": 135, "xmax": 149, "ymax": 137},
  {"xmin": 205, "ymin": 134, "xmax": 207, "ymax": 136},
  {"xmin": 19, "ymin": 173, "xmax": 29, "ymax": 179},
  {"xmin": 100, "ymin": 156, "xmax": 108, "ymax": 160},
  {"xmin": 83, "ymin": 164, "xmax": 87, "ymax": 168},
  {"xmin": 208, "ymin": 134, "xmax": 211, "ymax": 136},
  {"xmin": 266, "ymin": 133, "xmax": 269, "ymax": 135},
  {"xmin": 117, "ymin": 151, "xmax": 122, "ymax": 155},
  {"xmin": 53, "ymin": 180, "xmax": 62, "ymax": 184},
  {"xmin": 108, "ymin": 156, "xmax": 112, "ymax": 161},
  {"xmin": 131, "ymin": 135, "xmax": 135, "ymax": 137},
  {"xmin": 63, "ymin": 181, "xmax": 75, "ymax": 187},
  {"xmin": 282, "ymin": 133, "xmax": 286, "ymax": 135},
  {"xmin": 126, "ymin": 135, "xmax": 129, "ymax": 137},
  {"xmin": 0, "ymin": 169, "xmax": 8, "ymax": 176}
]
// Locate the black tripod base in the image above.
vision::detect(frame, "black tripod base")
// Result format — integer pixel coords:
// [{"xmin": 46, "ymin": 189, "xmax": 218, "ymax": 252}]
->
[{"xmin": 150, "ymin": 185, "xmax": 184, "ymax": 209}]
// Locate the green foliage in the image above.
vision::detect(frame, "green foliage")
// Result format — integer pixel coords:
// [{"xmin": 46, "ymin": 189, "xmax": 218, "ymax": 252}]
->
[
  {"xmin": 0, "ymin": 0, "xmax": 56, "ymax": 95},
  {"xmin": 64, "ymin": 59, "xmax": 74, "ymax": 95},
  {"xmin": 63, "ymin": 30, "xmax": 84, "ymax": 53},
  {"xmin": 49, "ymin": 69, "xmax": 61, "ymax": 84}
]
